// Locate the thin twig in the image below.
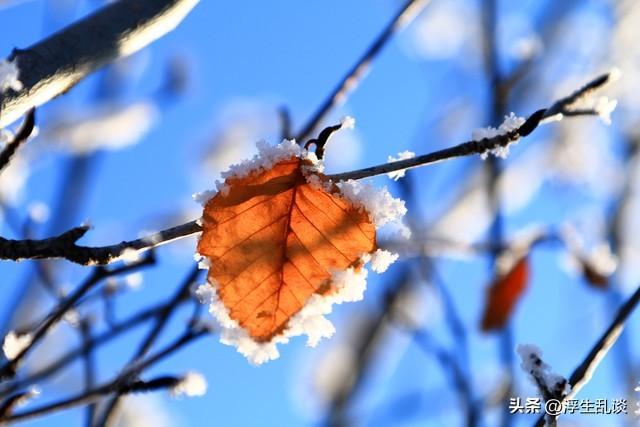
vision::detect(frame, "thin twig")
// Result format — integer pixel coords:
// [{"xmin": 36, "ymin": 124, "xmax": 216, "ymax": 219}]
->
[
  {"xmin": 0, "ymin": 327, "xmax": 209, "ymax": 424},
  {"xmin": 0, "ymin": 109, "xmax": 35, "ymax": 175},
  {"xmin": 0, "ymin": 221, "xmax": 200, "ymax": 265},
  {"xmin": 326, "ymin": 70, "xmax": 615, "ymax": 182},
  {"xmin": 79, "ymin": 320, "xmax": 96, "ymax": 427},
  {"xmin": 0, "ymin": 256, "xmax": 154, "ymax": 380},
  {"xmin": 0, "ymin": 281, "xmax": 195, "ymax": 396},
  {"xmin": 95, "ymin": 265, "xmax": 200, "ymax": 426},
  {"xmin": 0, "ymin": 73, "xmax": 613, "ymax": 266},
  {"xmin": 295, "ymin": 0, "xmax": 430, "ymax": 142},
  {"xmin": 533, "ymin": 283, "xmax": 640, "ymax": 426}
]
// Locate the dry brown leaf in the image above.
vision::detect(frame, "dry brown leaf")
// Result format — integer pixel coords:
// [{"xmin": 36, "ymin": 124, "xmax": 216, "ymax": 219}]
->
[
  {"xmin": 197, "ymin": 156, "xmax": 377, "ymax": 343},
  {"xmin": 481, "ymin": 256, "xmax": 529, "ymax": 331}
]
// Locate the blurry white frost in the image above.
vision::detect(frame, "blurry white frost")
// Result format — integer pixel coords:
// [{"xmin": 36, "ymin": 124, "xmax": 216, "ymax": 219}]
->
[
  {"xmin": 0, "ymin": 58, "xmax": 22, "ymax": 92},
  {"xmin": 517, "ymin": 344, "xmax": 570, "ymax": 396},
  {"xmin": 194, "ymin": 139, "xmax": 405, "ymax": 364},
  {"xmin": 386, "ymin": 150, "xmax": 415, "ymax": 181},
  {"xmin": 170, "ymin": 371, "xmax": 207, "ymax": 398},
  {"xmin": 472, "ymin": 113, "xmax": 526, "ymax": 159},
  {"xmin": 114, "ymin": 395, "xmax": 177, "ymax": 427},
  {"xmin": 2, "ymin": 331, "xmax": 32, "ymax": 361},
  {"xmin": 43, "ymin": 102, "xmax": 158, "ymax": 154}
]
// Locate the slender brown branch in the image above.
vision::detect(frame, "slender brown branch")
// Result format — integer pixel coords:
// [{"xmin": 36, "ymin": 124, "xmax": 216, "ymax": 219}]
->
[
  {"xmin": 326, "ymin": 70, "xmax": 615, "ymax": 182},
  {"xmin": 0, "ymin": 256, "xmax": 154, "ymax": 380},
  {"xmin": 0, "ymin": 327, "xmax": 209, "ymax": 424},
  {"xmin": 0, "ymin": 109, "xmax": 35, "ymax": 174},
  {"xmin": 533, "ymin": 283, "xmax": 640, "ymax": 426},
  {"xmin": 295, "ymin": 0, "xmax": 430, "ymax": 142},
  {"xmin": 95, "ymin": 265, "xmax": 200, "ymax": 426},
  {"xmin": 0, "ymin": 272, "xmax": 197, "ymax": 396},
  {"xmin": 0, "ymin": 73, "xmax": 613, "ymax": 266},
  {"xmin": 0, "ymin": 221, "xmax": 201, "ymax": 265}
]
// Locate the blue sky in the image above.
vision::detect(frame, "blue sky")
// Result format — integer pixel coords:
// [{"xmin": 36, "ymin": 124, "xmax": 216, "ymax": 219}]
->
[{"xmin": 1, "ymin": 1, "xmax": 639, "ymax": 426}]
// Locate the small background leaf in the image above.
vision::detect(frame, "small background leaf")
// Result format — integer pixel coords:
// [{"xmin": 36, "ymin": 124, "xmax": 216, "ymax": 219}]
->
[{"xmin": 481, "ymin": 256, "xmax": 529, "ymax": 331}]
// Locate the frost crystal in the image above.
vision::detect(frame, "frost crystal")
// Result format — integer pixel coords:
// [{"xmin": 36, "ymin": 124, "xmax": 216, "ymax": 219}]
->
[
  {"xmin": 170, "ymin": 371, "xmax": 207, "ymax": 398},
  {"xmin": 368, "ymin": 249, "xmax": 399, "ymax": 273},
  {"xmin": 386, "ymin": 150, "xmax": 416, "ymax": 181},
  {"xmin": 336, "ymin": 180, "xmax": 407, "ymax": 229},
  {"xmin": 220, "ymin": 139, "xmax": 320, "ymax": 182},
  {"xmin": 124, "ymin": 273, "xmax": 144, "ymax": 290},
  {"xmin": 118, "ymin": 248, "xmax": 142, "ymax": 265},
  {"xmin": 594, "ymin": 96, "xmax": 617, "ymax": 125},
  {"xmin": 192, "ymin": 189, "xmax": 218, "ymax": 207},
  {"xmin": 195, "ymin": 253, "xmax": 394, "ymax": 365},
  {"xmin": 2, "ymin": 331, "xmax": 32, "ymax": 361},
  {"xmin": 340, "ymin": 116, "xmax": 356, "ymax": 130},
  {"xmin": 0, "ymin": 59, "xmax": 23, "ymax": 93},
  {"xmin": 517, "ymin": 344, "xmax": 570, "ymax": 397},
  {"xmin": 63, "ymin": 309, "xmax": 81, "ymax": 327},
  {"xmin": 472, "ymin": 113, "xmax": 526, "ymax": 159}
]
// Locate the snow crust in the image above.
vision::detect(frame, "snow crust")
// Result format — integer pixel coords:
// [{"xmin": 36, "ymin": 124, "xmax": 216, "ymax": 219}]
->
[
  {"xmin": 170, "ymin": 371, "xmax": 207, "ymax": 398},
  {"xmin": 472, "ymin": 112, "xmax": 526, "ymax": 159},
  {"xmin": 2, "ymin": 331, "xmax": 32, "ymax": 361},
  {"xmin": 517, "ymin": 344, "xmax": 570, "ymax": 396},
  {"xmin": 386, "ymin": 150, "xmax": 416, "ymax": 181},
  {"xmin": 0, "ymin": 59, "xmax": 22, "ymax": 93}
]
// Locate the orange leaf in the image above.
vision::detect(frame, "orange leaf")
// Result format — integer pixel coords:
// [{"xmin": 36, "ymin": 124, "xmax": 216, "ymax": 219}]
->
[
  {"xmin": 197, "ymin": 156, "xmax": 378, "ymax": 344},
  {"xmin": 481, "ymin": 256, "xmax": 529, "ymax": 331}
]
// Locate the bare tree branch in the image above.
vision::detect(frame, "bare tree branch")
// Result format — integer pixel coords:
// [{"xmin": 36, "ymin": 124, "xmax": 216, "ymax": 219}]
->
[
  {"xmin": 0, "ymin": 109, "xmax": 34, "ymax": 174},
  {"xmin": 0, "ymin": 221, "xmax": 200, "ymax": 265},
  {"xmin": 533, "ymin": 283, "xmax": 640, "ymax": 426},
  {"xmin": 0, "ymin": 327, "xmax": 209, "ymax": 424},
  {"xmin": 0, "ymin": 73, "xmax": 613, "ymax": 266},
  {"xmin": 0, "ymin": 268, "xmax": 200, "ymax": 396},
  {"xmin": 295, "ymin": 0, "xmax": 430, "ymax": 142},
  {"xmin": 0, "ymin": 0, "xmax": 199, "ymax": 128},
  {"xmin": 0, "ymin": 256, "xmax": 154, "ymax": 380},
  {"xmin": 326, "ymin": 70, "xmax": 615, "ymax": 182},
  {"xmin": 95, "ymin": 265, "xmax": 200, "ymax": 426}
]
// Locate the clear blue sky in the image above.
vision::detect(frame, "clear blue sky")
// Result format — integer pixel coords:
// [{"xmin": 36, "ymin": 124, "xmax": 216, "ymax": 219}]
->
[{"xmin": 1, "ymin": 1, "xmax": 638, "ymax": 426}]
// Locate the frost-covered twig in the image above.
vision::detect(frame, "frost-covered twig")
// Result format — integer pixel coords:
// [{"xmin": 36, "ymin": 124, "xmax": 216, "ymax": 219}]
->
[
  {"xmin": 295, "ymin": 0, "xmax": 430, "ymax": 142},
  {"xmin": 95, "ymin": 265, "xmax": 201, "ymax": 425},
  {"xmin": 0, "ymin": 267, "xmax": 201, "ymax": 396},
  {"xmin": 0, "ymin": 327, "xmax": 209, "ymax": 424},
  {"xmin": 0, "ymin": 73, "xmax": 614, "ymax": 266},
  {"xmin": 327, "ymin": 70, "xmax": 616, "ymax": 182},
  {"xmin": 533, "ymin": 282, "xmax": 640, "ymax": 427},
  {"xmin": 0, "ymin": 221, "xmax": 201, "ymax": 265},
  {"xmin": 0, "ymin": 108, "xmax": 34, "ymax": 174},
  {"xmin": 0, "ymin": 0, "xmax": 199, "ymax": 128},
  {"xmin": 0, "ymin": 256, "xmax": 154, "ymax": 380}
]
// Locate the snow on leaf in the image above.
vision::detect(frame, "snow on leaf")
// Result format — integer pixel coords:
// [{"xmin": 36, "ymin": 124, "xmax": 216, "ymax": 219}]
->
[
  {"xmin": 481, "ymin": 256, "xmax": 529, "ymax": 331},
  {"xmin": 196, "ymin": 141, "xmax": 404, "ymax": 363}
]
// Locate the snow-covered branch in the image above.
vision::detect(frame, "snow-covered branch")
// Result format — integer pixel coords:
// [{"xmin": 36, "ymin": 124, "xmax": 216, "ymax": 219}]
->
[
  {"xmin": 326, "ymin": 70, "xmax": 617, "ymax": 182},
  {"xmin": 0, "ymin": 0, "xmax": 198, "ymax": 128},
  {"xmin": 533, "ymin": 282, "xmax": 640, "ymax": 426},
  {"xmin": 0, "ymin": 221, "xmax": 201, "ymax": 265},
  {"xmin": 0, "ymin": 72, "xmax": 614, "ymax": 266}
]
